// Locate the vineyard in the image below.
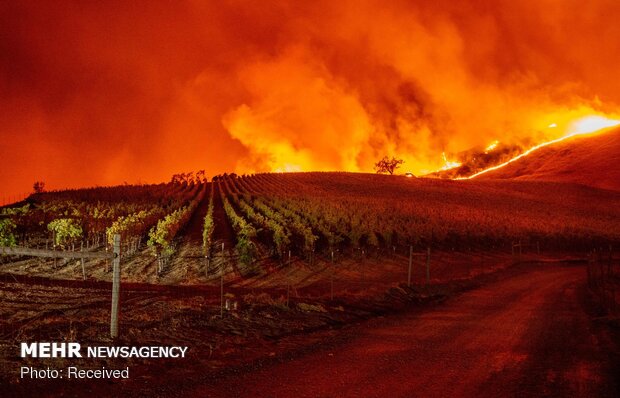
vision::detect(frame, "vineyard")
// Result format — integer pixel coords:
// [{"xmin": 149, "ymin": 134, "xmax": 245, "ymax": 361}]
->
[
  {"xmin": 1, "ymin": 171, "xmax": 620, "ymax": 395},
  {"xmin": 0, "ymin": 172, "xmax": 619, "ymax": 292}
]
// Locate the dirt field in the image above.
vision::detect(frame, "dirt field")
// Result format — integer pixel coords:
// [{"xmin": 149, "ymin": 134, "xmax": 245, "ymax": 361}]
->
[
  {"xmin": 197, "ymin": 264, "xmax": 620, "ymax": 398},
  {"xmin": 1, "ymin": 258, "xmax": 618, "ymax": 397}
]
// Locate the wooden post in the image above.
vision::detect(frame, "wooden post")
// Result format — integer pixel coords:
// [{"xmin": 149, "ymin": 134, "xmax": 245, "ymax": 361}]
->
[
  {"xmin": 221, "ymin": 242, "xmax": 224, "ymax": 318},
  {"xmin": 110, "ymin": 234, "xmax": 121, "ymax": 339},
  {"xmin": 330, "ymin": 250, "xmax": 334, "ymax": 301},
  {"xmin": 80, "ymin": 241, "xmax": 86, "ymax": 280},
  {"xmin": 407, "ymin": 245, "xmax": 413, "ymax": 287},
  {"xmin": 426, "ymin": 247, "xmax": 431, "ymax": 286},
  {"xmin": 361, "ymin": 249, "xmax": 365, "ymax": 283},
  {"xmin": 286, "ymin": 250, "xmax": 291, "ymax": 308},
  {"xmin": 52, "ymin": 231, "xmax": 57, "ymax": 268}
]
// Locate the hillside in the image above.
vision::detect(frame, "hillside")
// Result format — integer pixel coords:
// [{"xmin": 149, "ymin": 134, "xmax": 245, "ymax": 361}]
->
[
  {"xmin": 476, "ymin": 127, "xmax": 620, "ymax": 190},
  {"xmin": 1, "ymin": 172, "xmax": 619, "ymax": 285}
]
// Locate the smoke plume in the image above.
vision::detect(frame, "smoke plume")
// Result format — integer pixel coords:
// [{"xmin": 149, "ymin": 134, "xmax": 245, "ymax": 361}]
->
[{"xmin": 2, "ymin": 0, "xmax": 620, "ymax": 196}]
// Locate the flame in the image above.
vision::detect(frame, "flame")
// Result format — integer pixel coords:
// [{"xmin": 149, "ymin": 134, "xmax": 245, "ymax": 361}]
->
[
  {"xmin": 274, "ymin": 163, "xmax": 303, "ymax": 173},
  {"xmin": 484, "ymin": 140, "xmax": 499, "ymax": 153},
  {"xmin": 4, "ymin": 1, "xmax": 620, "ymax": 198},
  {"xmin": 567, "ymin": 115, "xmax": 620, "ymax": 135},
  {"xmin": 440, "ymin": 152, "xmax": 462, "ymax": 171},
  {"xmin": 458, "ymin": 115, "xmax": 620, "ymax": 180}
]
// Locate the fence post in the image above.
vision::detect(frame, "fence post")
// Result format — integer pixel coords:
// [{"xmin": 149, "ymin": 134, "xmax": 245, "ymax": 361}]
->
[
  {"xmin": 426, "ymin": 247, "xmax": 431, "ymax": 286},
  {"xmin": 110, "ymin": 234, "xmax": 121, "ymax": 339},
  {"xmin": 408, "ymin": 245, "xmax": 413, "ymax": 287},
  {"xmin": 330, "ymin": 250, "xmax": 334, "ymax": 301},
  {"xmin": 52, "ymin": 231, "xmax": 57, "ymax": 268},
  {"xmin": 286, "ymin": 250, "xmax": 291, "ymax": 308},
  {"xmin": 205, "ymin": 254, "xmax": 210, "ymax": 278},
  {"xmin": 221, "ymin": 242, "xmax": 224, "ymax": 318},
  {"xmin": 80, "ymin": 241, "xmax": 86, "ymax": 281}
]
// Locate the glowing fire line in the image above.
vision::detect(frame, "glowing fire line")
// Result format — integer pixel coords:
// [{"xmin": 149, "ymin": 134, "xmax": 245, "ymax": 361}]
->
[
  {"xmin": 484, "ymin": 140, "xmax": 499, "ymax": 153},
  {"xmin": 457, "ymin": 116, "xmax": 620, "ymax": 180},
  {"xmin": 440, "ymin": 152, "xmax": 461, "ymax": 171}
]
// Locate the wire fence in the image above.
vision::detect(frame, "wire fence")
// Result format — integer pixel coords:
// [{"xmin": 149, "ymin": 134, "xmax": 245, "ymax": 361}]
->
[{"xmin": 1, "ymin": 237, "xmax": 614, "ymax": 344}]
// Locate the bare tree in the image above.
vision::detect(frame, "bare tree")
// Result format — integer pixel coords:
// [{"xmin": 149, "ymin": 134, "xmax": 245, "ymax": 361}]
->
[{"xmin": 374, "ymin": 156, "xmax": 404, "ymax": 175}]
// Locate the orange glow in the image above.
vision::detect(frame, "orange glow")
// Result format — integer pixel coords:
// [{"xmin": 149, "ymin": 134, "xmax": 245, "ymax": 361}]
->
[
  {"xmin": 459, "ymin": 115, "xmax": 620, "ymax": 180},
  {"xmin": 2, "ymin": 2, "xmax": 620, "ymax": 197},
  {"xmin": 440, "ymin": 152, "xmax": 462, "ymax": 171},
  {"xmin": 567, "ymin": 115, "xmax": 620, "ymax": 135},
  {"xmin": 484, "ymin": 140, "xmax": 499, "ymax": 153}
]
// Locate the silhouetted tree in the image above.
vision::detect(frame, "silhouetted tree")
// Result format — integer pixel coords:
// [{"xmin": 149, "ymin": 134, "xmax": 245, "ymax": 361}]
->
[
  {"xmin": 374, "ymin": 156, "xmax": 404, "ymax": 175},
  {"xmin": 196, "ymin": 170, "xmax": 207, "ymax": 183},
  {"xmin": 33, "ymin": 181, "xmax": 45, "ymax": 193}
]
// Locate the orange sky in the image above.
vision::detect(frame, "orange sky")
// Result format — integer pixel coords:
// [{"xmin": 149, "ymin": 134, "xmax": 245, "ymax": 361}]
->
[{"xmin": 2, "ymin": 0, "xmax": 620, "ymax": 199}]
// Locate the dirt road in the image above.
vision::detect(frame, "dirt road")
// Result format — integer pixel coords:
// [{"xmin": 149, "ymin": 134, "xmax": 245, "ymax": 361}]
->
[{"xmin": 196, "ymin": 265, "xmax": 618, "ymax": 397}]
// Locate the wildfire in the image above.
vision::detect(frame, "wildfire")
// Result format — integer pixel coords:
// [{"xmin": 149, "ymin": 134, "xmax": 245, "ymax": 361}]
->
[
  {"xmin": 274, "ymin": 164, "xmax": 303, "ymax": 173},
  {"xmin": 440, "ymin": 152, "xmax": 462, "ymax": 171},
  {"xmin": 568, "ymin": 115, "xmax": 620, "ymax": 135},
  {"xmin": 484, "ymin": 140, "xmax": 499, "ymax": 153},
  {"xmin": 458, "ymin": 115, "xmax": 620, "ymax": 180}
]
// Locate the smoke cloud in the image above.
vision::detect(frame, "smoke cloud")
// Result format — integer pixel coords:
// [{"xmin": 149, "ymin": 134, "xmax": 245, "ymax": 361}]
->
[{"xmin": 2, "ymin": 0, "xmax": 620, "ymax": 196}]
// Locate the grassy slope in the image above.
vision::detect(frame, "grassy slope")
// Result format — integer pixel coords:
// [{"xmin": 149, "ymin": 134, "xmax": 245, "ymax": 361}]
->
[{"xmin": 477, "ymin": 127, "xmax": 620, "ymax": 191}]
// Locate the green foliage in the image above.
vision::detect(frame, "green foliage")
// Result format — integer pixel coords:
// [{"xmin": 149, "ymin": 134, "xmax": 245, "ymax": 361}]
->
[
  {"xmin": 221, "ymin": 190, "xmax": 257, "ymax": 265},
  {"xmin": 148, "ymin": 183, "xmax": 207, "ymax": 257},
  {"xmin": 148, "ymin": 206, "xmax": 189, "ymax": 256},
  {"xmin": 202, "ymin": 185, "xmax": 215, "ymax": 254},
  {"xmin": 106, "ymin": 208, "xmax": 162, "ymax": 245},
  {"xmin": 47, "ymin": 218, "xmax": 82, "ymax": 247},
  {"xmin": 237, "ymin": 195, "xmax": 290, "ymax": 257},
  {"xmin": 1, "ymin": 204, "xmax": 30, "ymax": 216},
  {"xmin": 251, "ymin": 196, "xmax": 317, "ymax": 252},
  {"xmin": 0, "ymin": 218, "xmax": 17, "ymax": 247}
]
